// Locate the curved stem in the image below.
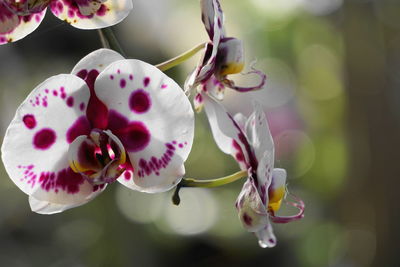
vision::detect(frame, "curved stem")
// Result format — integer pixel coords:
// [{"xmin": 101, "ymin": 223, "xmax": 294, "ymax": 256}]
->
[
  {"xmin": 156, "ymin": 42, "xmax": 206, "ymax": 71},
  {"xmin": 98, "ymin": 27, "xmax": 126, "ymax": 57},
  {"xmin": 172, "ymin": 170, "xmax": 247, "ymax": 205}
]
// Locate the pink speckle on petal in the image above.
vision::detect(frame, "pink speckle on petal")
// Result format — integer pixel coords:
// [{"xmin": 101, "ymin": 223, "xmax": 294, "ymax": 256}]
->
[
  {"xmin": 120, "ymin": 79, "xmax": 126, "ymax": 88},
  {"xmin": 33, "ymin": 128, "xmax": 56, "ymax": 150},
  {"xmin": 143, "ymin": 77, "xmax": 150, "ymax": 87},
  {"xmin": 110, "ymin": 75, "xmax": 114, "ymax": 80},
  {"xmin": 39, "ymin": 168, "xmax": 85, "ymax": 194},
  {"xmin": 79, "ymin": 102, "xmax": 85, "ymax": 111},
  {"xmin": 129, "ymin": 89, "xmax": 151, "ymax": 114},
  {"xmin": 129, "ymin": 74, "xmax": 133, "ymax": 80},
  {"xmin": 161, "ymin": 84, "xmax": 168, "ymax": 89},
  {"xmin": 23, "ymin": 114, "xmax": 36, "ymax": 129},
  {"xmin": 66, "ymin": 96, "xmax": 74, "ymax": 107}
]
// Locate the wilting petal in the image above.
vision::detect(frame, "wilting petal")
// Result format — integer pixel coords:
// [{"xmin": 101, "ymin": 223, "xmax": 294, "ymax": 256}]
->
[
  {"xmin": 29, "ymin": 184, "xmax": 106, "ymax": 214},
  {"xmin": 1, "ymin": 74, "xmax": 99, "ymax": 209},
  {"xmin": 50, "ymin": 0, "xmax": 133, "ymax": 30},
  {"xmin": 93, "ymin": 59, "xmax": 194, "ymax": 193},
  {"xmin": 0, "ymin": 3, "xmax": 45, "ymax": 45}
]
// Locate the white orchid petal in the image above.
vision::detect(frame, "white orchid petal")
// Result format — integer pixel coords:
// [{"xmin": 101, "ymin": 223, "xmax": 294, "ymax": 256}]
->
[
  {"xmin": 236, "ymin": 178, "xmax": 269, "ymax": 232},
  {"xmin": 50, "ymin": 0, "xmax": 132, "ymax": 29},
  {"xmin": 71, "ymin": 48, "xmax": 124, "ymax": 77},
  {"xmin": 247, "ymin": 101, "xmax": 274, "ymax": 162},
  {"xmin": 203, "ymin": 95, "xmax": 251, "ymax": 166},
  {"xmin": 255, "ymin": 224, "xmax": 277, "ymax": 248},
  {"xmin": 1, "ymin": 74, "xmax": 100, "ymax": 208},
  {"xmin": 29, "ymin": 184, "xmax": 105, "ymax": 214},
  {"xmin": 94, "ymin": 59, "xmax": 194, "ymax": 193},
  {"xmin": 0, "ymin": 4, "xmax": 46, "ymax": 45}
]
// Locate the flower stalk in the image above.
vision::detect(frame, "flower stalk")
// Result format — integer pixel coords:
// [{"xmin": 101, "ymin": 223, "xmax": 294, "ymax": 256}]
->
[
  {"xmin": 98, "ymin": 27, "xmax": 127, "ymax": 58},
  {"xmin": 156, "ymin": 42, "xmax": 206, "ymax": 71},
  {"xmin": 172, "ymin": 170, "xmax": 247, "ymax": 205}
]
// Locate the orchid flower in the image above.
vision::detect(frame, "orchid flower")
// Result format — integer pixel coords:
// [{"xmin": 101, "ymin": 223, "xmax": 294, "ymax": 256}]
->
[
  {"xmin": 1, "ymin": 48, "xmax": 194, "ymax": 214},
  {"xmin": 203, "ymin": 95, "xmax": 304, "ymax": 248},
  {"xmin": 0, "ymin": 0, "xmax": 133, "ymax": 44},
  {"xmin": 185, "ymin": 0, "xmax": 266, "ymax": 112}
]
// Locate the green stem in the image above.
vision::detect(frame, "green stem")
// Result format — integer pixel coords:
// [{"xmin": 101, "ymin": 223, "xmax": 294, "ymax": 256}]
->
[
  {"xmin": 98, "ymin": 27, "xmax": 126, "ymax": 57},
  {"xmin": 97, "ymin": 29, "xmax": 110, "ymax": 49},
  {"xmin": 172, "ymin": 170, "xmax": 247, "ymax": 205},
  {"xmin": 156, "ymin": 42, "xmax": 206, "ymax": 71}
]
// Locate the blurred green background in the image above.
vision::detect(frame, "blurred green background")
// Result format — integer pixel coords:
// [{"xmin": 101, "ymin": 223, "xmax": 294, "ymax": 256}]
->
[{"xmin": 0, "ymin": 0, "xmax": 398, "ymax": 266}]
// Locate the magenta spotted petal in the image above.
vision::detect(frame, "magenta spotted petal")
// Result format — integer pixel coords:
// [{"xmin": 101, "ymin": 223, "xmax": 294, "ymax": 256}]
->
[
  {"xmin": 0, "ymin": 2, "xmax": 46, "ymax": 44},
  {"xmin": 94, "ymin": 60, "xmax": 194, "ymax": 193},
  {"xmin": 0, "ymin": 74, "xmax": 104, "ymax": 214},
  {"xmin": 50, "ymin": 0, "xmax": 133, "ymax": 29}
]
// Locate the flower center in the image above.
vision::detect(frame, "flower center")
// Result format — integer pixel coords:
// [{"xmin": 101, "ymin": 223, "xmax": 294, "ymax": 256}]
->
[{"xmin": 68, "ymin": 129, "xmax": 127, "ymax": 185}]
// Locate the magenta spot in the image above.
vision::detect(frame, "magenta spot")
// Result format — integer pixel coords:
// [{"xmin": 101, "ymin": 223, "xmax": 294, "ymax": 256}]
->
[
  {"xmin": 242, "ymin": 213, "xmax": 253, "ymax": 226},
  {"xmin": 178, "ymin": 143, "xmax": 183, "ymax": 148},
  {"xmin": 23, "ymin": 114, "xmax": 36, "ymax": 129},
  {"xmin": 120, "ymin": 79, "xmax": 126, "ymax": 88},
  {"xmin": 143, "ymin": 77, "xmax": 150, "ymax": 87},
  {"xmin": 110, "ymin": 75, "xmax": 114, "ymax": 80},
  {"xmin": 45, "ymin": 89, "xmax": 49, "ymax": 94},
  {"xmin": 61, "ymin": 92, "xmax": 67, "ymax": 99},
  {"xmin": 117, "ymin": 69, "xmax": 121, "ymax": 74},
  {"xmin": 79, "ymin": 102, "xmax": 85, "ymax": 111},
  {"xmin": 129, "ymin": 89, "xmax": 151, "ymax": 113},
  {"xmin": 33, "ymin": 128, "xmax": 56, "ymax": 150},
  {"xmin": 66, "ymin": 116, "xmax": 91, "ymax": 143},
  {"xmin": 124, "ymin": 171, "xmax": 131, "ymax": 181},
  {"xmin": 129, "ymin": 74, "xmax": 133, "ymax": 80},
  {"xmin": 53, "ymin": 90, "xmax": 58, "ymax": 96},
  {"xmin": 161, "ymin": 84, "xmax": 168, "ymax": 89},
  {"xmin": 115, "ymin": 121, "xmax": 150, "ymax": 152},
  {"xmin": 66, "ymin": 96, "xmax": 74, "ymax": 107},
  {"xmin": 96, "ymin": 4, "xmax": 107, "ymax": 16}
]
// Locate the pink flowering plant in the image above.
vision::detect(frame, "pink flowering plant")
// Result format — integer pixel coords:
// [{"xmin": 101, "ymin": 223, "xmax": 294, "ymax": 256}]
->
[{"xmin": 0, "ymin": 0, "xmax": 304, "ymax": 248}]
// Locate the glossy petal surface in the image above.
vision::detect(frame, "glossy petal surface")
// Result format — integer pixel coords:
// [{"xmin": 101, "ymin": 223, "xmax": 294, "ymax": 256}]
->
[
  {"xmin": 50, "ymin": 0, "xmax": 132, "ymax": 29},
  {"xmin": 0, "ymin": 3, "xmax": 45, "ymax": 44},
  {"xmin": 94, "ymin": 59, "xmax": 194, "ymax": 193},
  {"xmin": 1, "ymin": 74, "xmax": 100, "ymax": 207}
]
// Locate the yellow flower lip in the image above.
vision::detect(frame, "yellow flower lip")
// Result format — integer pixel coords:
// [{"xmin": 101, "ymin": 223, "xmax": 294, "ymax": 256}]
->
[
  {"xmin": 268, "ymin": 186, "xmax": 285, "ymax": 212},
  {"xmin": 219, "ymin": 62, "xmax": 245, "ymax": 76}
]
